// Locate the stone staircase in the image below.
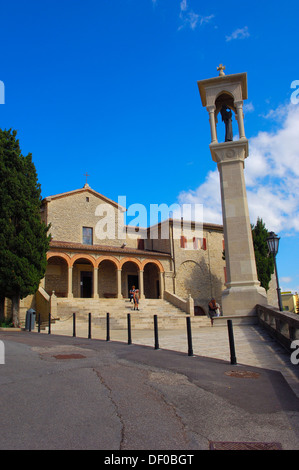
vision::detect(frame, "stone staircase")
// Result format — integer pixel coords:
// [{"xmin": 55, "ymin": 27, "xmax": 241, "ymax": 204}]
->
[{"xmin": 50, "ymin": 298, "xmax": 211, "ymax": 330}]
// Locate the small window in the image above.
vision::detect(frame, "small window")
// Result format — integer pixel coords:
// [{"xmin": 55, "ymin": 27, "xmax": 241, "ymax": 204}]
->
[
  {"xmin": 83, "ymin": 227, "xmax": 93, "ymax": 245},
  {"xmin": 86, "ymin": 197, "xmax": 89, "ymax": 202},
  {"xmin": 137, "ymin": 238, "xmax": 144, "ymax": 250},
  {"xmin": 180, "ymin": 236, "xmax": 187, "ymax": 248}
]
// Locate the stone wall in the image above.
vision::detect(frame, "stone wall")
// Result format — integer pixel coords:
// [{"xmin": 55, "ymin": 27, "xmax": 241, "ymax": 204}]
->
[
  {"xmin": 45, "ymin": 257, "xmax": 68, "ymax": 296},
  {"xmin": 172, "ymin": 224, "xmax": 225, "ymax": 315},
  {"xmin": 45, "ymin": 190, "xmax": 128, "ymax": 248}
]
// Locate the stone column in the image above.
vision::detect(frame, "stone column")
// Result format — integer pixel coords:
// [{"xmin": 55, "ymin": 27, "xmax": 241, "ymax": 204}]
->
[
  {"xmin": 67, "ymin": 266, "xmax": 73, "ymax": 299},
  {"xmin": 93, "ymin": 267, "xmax": 99, "ymax": 299},
  {"xmin": 207, "ymin": 105, "xmax": 217, "ymax": 143},
  {"xmin": 235, "ymin": 101, "xmax": 246, "ymax": 139},
  {"xmin": 159, "ymin": 271, "xmax": 164, "ymax": 299},
  {"xmin": 139, "ymin": 270, "xmax": 144, "ymax": 299},
  {"xmin": 117, "ymin": 269, "xmax": 122, "ymax": 299},
  {"xmin": 210, "ymin": 140, "xmax": 267, "ymax": 316}
]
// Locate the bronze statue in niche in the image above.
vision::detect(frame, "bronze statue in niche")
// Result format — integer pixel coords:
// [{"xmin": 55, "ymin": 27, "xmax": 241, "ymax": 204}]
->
[{"xmin": 220, "ymin": 105, "xmax": 233, "ymax": 142}]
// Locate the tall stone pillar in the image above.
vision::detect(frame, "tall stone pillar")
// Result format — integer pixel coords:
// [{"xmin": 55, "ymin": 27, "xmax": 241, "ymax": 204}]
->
[
  {"xmin": 159, "ymin": 271, "xmax": 164, "ymax": 299},
  {"xmin": 139, "ymin": 270, "xmax": 144, "ymax": 299},
  {"xmin": 93, "ymin": 267, "xmax": 99, "ymax": 299},
  {"xmin": 117, "ymin": 269, "xmax": 122, "ymax": 299},
  {"xmin": 197, "ymin": 66, "xmax": 267, "ymax": 317},
  {"xmin": 68, "ymin": 266, "xmax": 73, "ymax": 299}
]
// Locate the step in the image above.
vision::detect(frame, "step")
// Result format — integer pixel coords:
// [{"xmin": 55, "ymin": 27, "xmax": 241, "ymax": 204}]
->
[{"xmin": 48, "ymin": 313, "xmax": 211, "ymax": 331}]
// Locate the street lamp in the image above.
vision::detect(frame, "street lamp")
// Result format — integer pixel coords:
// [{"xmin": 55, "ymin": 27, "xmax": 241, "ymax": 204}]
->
[{"xmin": 266, "ymin": 231, "xmax": 283, "ymax": 311}]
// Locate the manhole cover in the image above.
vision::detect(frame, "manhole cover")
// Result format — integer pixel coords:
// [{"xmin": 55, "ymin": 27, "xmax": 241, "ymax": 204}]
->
[
  {"xmin": 225, "ymin": 370, "xmax": 260, "ymax": 379},
  {"xmin": 209, "ymin": 441, "xmax": 282, "ymax": 450},
  {"xmin": 53, "ymin": 354, "xmax": 86, "ymax": 360}
]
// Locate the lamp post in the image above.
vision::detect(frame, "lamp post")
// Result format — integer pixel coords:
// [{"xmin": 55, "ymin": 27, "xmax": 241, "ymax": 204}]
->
[{"xmin": 266, "ymin": 231, "xmax": 283, "ymax": 311}]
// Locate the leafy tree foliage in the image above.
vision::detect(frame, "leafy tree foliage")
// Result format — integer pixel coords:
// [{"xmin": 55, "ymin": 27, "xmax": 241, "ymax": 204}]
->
[
  {"xmin": 0, "ymin": 129, "xmax": 50, "ymax": 326},
  {"xmin": 251, "ymin": 218, "xmax": 274, "ymax": 292}
]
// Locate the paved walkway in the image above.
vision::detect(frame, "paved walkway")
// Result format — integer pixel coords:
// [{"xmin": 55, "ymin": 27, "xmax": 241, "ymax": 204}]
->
[
  {"xmin": 41, "ymin": 319, "xmax": 299, "ymax": 398},
  {"xmin": 1, "ymin": 329, "xmax": 299, "ymax": 450}
]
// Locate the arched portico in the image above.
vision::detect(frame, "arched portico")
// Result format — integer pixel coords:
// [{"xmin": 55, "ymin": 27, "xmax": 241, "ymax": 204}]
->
[
  {"xmin": 72, "ymin": 257, "xmax": 94, "ymax": 298},
  {"xmin": 121, "ymin": 259, "xmax": 142, "ymax": 299},
  {"xmin": 45, "ymin": 251, "xmax": 165, "ymax": 300},
  {"xmin": 143, "ymin": 261, "xmax": 164, "ymax": 299},
  {"xmin": 45, "ymin": 255, "xmax": 69, "ymax": 297}
]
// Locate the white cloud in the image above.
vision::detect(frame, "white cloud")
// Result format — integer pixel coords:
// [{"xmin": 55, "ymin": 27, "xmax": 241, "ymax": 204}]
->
[
  {"xmin": 243, "ymin": 102, "xmax": 254, "ymax": 113},
  {"xmin": 226, "ymin": 26, "xmax": 250, "ymax": 42},
  {"xmin": 176, "ymin": 102, "xmax": 299, "ymax": 236},
  {"xmin": 199, "ymin": 14, "xmax": 215, "ymax": 26},
  {"xmin": 180, "ymin": 0, "xmax": 187, "ymax": 11},
  {"xmin": 178, "ymin": 1, "xmax": 214, "ymax": 31},
  {"xmin": 177, "ymin": 170, "xmax": 222, "ymax": 224}
]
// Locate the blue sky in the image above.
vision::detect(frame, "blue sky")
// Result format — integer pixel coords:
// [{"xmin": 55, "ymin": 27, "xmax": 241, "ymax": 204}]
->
[{"xmin": 0, "ymin": 0, "xmax": 298, "ymax": 293}]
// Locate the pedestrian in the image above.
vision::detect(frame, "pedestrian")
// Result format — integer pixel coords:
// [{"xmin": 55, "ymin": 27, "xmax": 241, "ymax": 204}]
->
[
  {"xmin": 129, "ymin": 286, "xmax": 134, "ymax": 303},
  {"xmin": 208, "ymin": 298, "xmax": 217, "ymax": 325},
  {"xmin": 133, "ymin": 288, "xmax": 139, "ymax": 311}
]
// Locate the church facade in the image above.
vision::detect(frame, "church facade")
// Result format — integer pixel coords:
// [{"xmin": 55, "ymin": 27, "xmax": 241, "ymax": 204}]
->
[{"xmin": 34, "ymin": 183, "xmax": 226, "ymax": 318}]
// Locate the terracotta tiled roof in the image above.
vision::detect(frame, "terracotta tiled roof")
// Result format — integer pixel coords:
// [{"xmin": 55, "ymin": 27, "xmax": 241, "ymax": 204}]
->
[{"xmin": 49, "ymin": 240, "xmax": 170, "ymax": 257}]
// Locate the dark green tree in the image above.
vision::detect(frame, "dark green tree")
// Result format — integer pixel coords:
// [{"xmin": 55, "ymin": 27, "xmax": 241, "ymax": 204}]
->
[
  {"xmin": 0, "ymin": 129, "xmax": 50, "ymax": 326},
  {"xmin": 251, "ymin": 218, "xmax": 274, "ymax": 292}
]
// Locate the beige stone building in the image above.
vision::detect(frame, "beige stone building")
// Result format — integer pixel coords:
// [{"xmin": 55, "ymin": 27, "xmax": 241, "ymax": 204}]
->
[
  {"xmin": 18, "ymin": 183, "xmax": 224, "ymax": 321},
  {"xmin": 6, "ymin": 182, "xmax": 278, "ymax": 325}
]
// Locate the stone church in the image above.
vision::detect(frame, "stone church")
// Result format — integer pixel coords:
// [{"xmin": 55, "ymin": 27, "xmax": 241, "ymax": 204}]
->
[{"xmin": 16, "ymin": 182, "xmax": 227, "ymax": 324}]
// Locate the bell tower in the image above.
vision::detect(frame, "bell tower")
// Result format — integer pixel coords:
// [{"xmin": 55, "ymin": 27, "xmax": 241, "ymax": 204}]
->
[{"xmin": 197, "ymin": 66, "xmax": 267, "ymax": 318}]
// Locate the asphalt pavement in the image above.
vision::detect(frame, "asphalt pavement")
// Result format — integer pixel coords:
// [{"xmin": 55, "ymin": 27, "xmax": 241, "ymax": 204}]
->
[{"xmin": 0, "ymin": 330, "xmax": 298, "ymax": 451}]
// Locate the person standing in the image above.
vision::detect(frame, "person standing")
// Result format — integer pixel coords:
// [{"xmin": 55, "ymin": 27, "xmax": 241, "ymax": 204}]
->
[{"xmin": 133, "ymin": 288, "xmax": 140, "ymax": 311}]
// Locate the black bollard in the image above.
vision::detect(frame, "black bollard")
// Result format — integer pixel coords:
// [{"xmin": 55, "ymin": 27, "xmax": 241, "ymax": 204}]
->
[
  {"xmin": 48, "ymin": 313, "xmax": 51, "ymax": 334},
  {"xmin": 38, "ymin": 314, "xmax": 41, "ymax": 333},
  {"xmin": 154, "ymin": 315, "xmax": 159, "ymax": 350},
  {"xmin": 127, "ymin": 313, "xmax": 132, "ymax": 345},
  {"xmin": 106, "ymin": 312, "xmax": 110, "ymax": 341},
  {"xmin": 88, "ymin": 312, "xmax": 92, "ymax": 339},
  {"xmin": 73, "ymin": 313, "xmax": 76, "ymax": 337},
  {"xmin": 186, "ymin": 317, "xmax": 193, "ymax": 356},
  {"xmin": 227, "ymin": 319, "xmax": 237, "ymax": 365}
]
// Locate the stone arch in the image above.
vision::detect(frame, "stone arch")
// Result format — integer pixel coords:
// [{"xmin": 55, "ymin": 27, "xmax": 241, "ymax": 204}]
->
[
  {"xmin": 96, "ymin": 255, "xmax": 120, "ymax": 270},
  {"xmin": 141, "ymin": 259, "xmax": 164, "ymax": 272},
  {"xmin": 176, "ymin": 260, "xmax": 210, "ymax": 300},
  {"xmin": 215, "ymin": 91, "xmax": 236, "ymax": 120},
  {"xmin": 97, "ymin": 257, "xmax": 119, "ymax": 298},
  {"xmin": 120, "ymin": 258, "xmax": 142, "ymax": 298},
  {"xmin": 143, "ymin": 261, "xmax": 162, "ymax": 299},
  {"xmin": 194, "ymin": 305, "xmax": 207, "ymax": 316},
  {"xmin": 47, "ymin": 252, "xmax": 71, "ymax": 267},
  {"xmin": 70, "ymin": 253, "xmax": 96, "ymax": 268},
  {"xmin": 119, "ymin": 257, "xmax": 142, "ymax": 270},
  {"xmin": 45, "ymin": 253, "xmax": 70, "ymax": 297}
]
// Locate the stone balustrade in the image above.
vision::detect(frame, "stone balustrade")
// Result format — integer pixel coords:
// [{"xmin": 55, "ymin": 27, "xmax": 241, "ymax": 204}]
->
[
  {"xmin": 256, "ymin": 304, "xmax": 299, "ymax": 353},
  {"xmin": 163, "ymin": 291, "xmax": 194, "ymax": 315}
]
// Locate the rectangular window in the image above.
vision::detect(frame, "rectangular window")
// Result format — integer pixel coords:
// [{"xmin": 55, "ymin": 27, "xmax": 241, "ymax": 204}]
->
[
  {"xmin": 83, "ymin": 227, "xmax": 93, "ymax": 245},
  {"xmin": 137, "ymin": 238, "xmax": 145, "ymax": 250}
]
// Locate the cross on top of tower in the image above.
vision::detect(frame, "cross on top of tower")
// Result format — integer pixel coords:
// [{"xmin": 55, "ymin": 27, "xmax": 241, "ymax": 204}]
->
[
  {"xmin": 83, "ymin": 172, "xmax": 90, "ymax": 188},
  {"xmin": 84, "ymin": 172, "xmax": 90, "ymax": 183},
  {"xmin": 217, "ymin": 64, "xmax": 226, "ymax": 76}
]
